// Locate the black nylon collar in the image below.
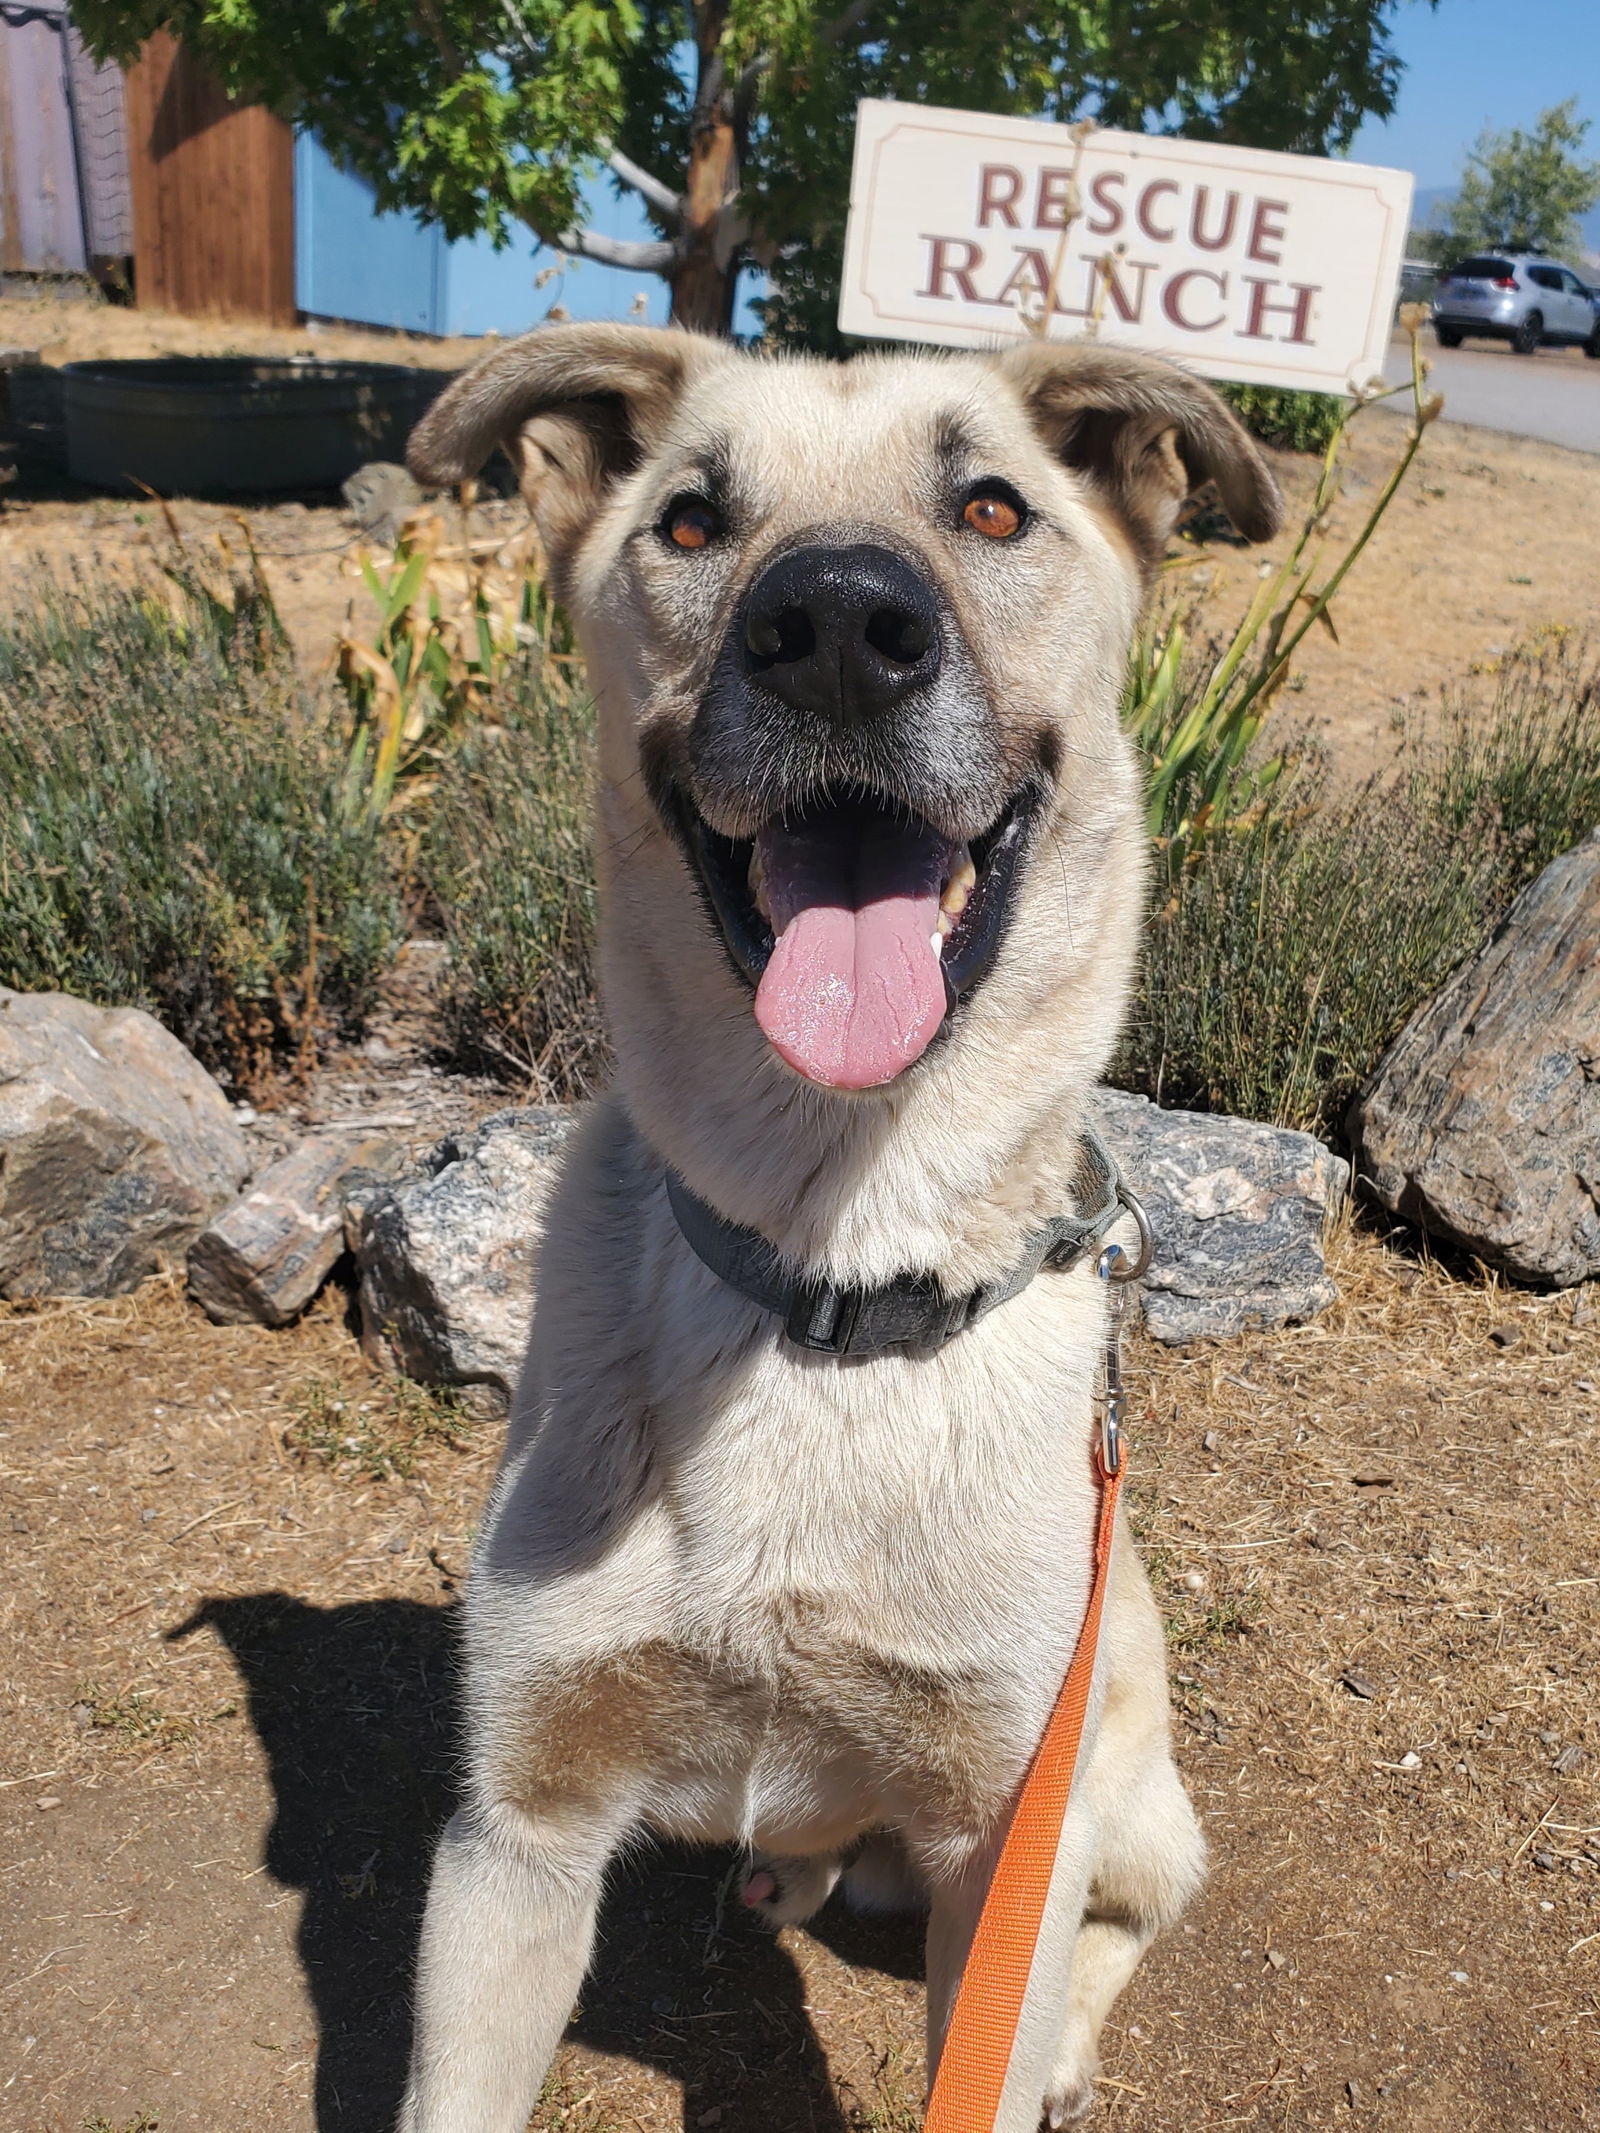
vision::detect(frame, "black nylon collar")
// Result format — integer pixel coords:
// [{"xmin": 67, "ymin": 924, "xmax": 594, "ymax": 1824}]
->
[{"xmin": 665, "ymin": 1125, "xmax": 1134, "ymax": 1357}]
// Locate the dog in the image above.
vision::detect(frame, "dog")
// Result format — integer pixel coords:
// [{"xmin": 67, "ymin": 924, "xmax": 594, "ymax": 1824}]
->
[{"xmin": 399, "ymin": 323, "xmax": 1281, "ymax": 2132}]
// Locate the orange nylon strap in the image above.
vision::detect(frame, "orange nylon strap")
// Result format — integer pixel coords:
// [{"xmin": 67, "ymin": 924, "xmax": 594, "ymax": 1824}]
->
[{"xmin": 924, "ymin": 1444, "xmax": 1123, "ymax": 2133}]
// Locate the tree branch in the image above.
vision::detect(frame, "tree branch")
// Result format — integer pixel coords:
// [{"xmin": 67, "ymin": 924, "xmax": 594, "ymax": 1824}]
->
[
  {"xmin": 559, "ymin": 225, "xmax": 679, "ymax": 274},
  {"xmin": 604, "ymin": 145, "xmax": 683, "ymax": 227},
  {"xmin": 733, "ymin": 53, "xmax": 770, "ymax": 130}
]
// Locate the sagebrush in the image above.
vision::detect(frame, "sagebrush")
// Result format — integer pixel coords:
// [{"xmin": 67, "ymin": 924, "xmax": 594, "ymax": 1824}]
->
[
  {"xmin": 0, "ymin": 569, "xmax": 401, "ymax": 1089},
  {"xmin": 1114, "ymin": 635, "xmax": 1600, "ymax": 1134},
  {"xmin": 423, "ymin": 646, "xmax": 604, "ymax": 1101}
]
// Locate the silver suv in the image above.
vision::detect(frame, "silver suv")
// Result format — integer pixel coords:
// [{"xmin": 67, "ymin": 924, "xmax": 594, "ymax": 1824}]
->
[{"xmin": 1432, "ymin": 253, "xmax": 1600, "ymax": 356}]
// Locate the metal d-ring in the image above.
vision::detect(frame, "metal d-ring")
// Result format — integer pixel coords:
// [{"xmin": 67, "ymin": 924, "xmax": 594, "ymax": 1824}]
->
[{"xmin": 1109, "ymin": 1183, "xmax": 1154, "ymax": 1283}]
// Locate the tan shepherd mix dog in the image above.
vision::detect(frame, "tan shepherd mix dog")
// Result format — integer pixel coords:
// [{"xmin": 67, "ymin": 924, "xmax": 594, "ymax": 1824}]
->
[{"xmin": 400, "ymin": 324, "xmax": 1281, "ymax": 2133}]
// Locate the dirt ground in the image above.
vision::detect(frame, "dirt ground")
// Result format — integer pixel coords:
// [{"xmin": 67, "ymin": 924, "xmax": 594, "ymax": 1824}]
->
[
  {"xmin": 2, "ymin": 294, "xmax": 1599, "ymax": 2133},
  {"xmin": 3, "ymin": 294, "xmax": 1599, "ymax": 769},
  {"xmin": 3, "ymin": 1234, "xmax": 1596, "ymax": 2133}
]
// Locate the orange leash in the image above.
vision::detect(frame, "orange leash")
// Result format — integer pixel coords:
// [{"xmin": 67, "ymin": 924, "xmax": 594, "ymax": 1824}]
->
[{"xmin": 924, "ymin": 1242, "xmax": 1136, "ymax": 2133}]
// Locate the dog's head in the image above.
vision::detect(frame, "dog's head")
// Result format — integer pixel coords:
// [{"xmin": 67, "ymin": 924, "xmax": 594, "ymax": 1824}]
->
[{"xmin": 411, "ymin": 325, "xmax": 1279, "ymax": 1109}]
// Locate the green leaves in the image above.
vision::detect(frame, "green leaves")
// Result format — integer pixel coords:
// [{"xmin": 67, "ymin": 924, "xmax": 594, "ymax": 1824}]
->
[{"xmin": 1417, "ymin": 99, "xmax": 1600, "ymax": 263}]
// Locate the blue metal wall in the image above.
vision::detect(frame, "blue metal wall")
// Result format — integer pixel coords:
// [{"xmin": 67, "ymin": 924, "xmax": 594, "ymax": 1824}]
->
[{"xmin": 293, "ymin": 135, "xmax": 674, "ymax": 336}]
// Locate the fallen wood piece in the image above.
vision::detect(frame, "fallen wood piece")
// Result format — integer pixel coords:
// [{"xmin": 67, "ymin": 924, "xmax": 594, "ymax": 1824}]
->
[{"xmin": 188, "ymin": 1130, "xmax": 408, "ymax": 1327}]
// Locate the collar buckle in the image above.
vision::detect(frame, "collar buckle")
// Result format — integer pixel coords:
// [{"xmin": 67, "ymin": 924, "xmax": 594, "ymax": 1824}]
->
[{"xmin": 784, "ymin": 1280, "xmax": 864, "ymax": 1355}]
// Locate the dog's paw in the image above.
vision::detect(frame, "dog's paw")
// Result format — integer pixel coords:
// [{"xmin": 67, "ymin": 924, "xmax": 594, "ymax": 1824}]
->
[
  {"xmin": 1041, "ymin": 2058, "xmax": 1098, "ymax": 2126},
  {"xmin": 737, "ymin": 1852, "xmax": 840, "ymax": 1928}
]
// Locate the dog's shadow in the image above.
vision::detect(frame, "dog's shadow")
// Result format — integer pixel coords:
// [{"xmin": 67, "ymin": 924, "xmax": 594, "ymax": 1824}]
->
[{"xmin": 180, "ymin": 1593, "xmax": 923, "ymax": 2133}]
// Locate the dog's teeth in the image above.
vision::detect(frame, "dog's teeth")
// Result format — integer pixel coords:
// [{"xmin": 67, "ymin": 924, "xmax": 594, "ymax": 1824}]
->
[
  {"xmin": 938, "ymin": 849, "xmax": 976, "ymax": 934},
  {"xmin": 930, "ymin": 930, "xmax": 944, "ymax": 957},
  {"xmin": 748, "ymin": 847, "xmax": 772, "ymax": 926}
]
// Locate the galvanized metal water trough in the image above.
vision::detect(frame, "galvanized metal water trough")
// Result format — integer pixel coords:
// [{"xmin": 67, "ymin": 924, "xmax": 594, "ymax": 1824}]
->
[{"xmin": 63, "ymin": 356, "xmax": 453, "ymax": 495}]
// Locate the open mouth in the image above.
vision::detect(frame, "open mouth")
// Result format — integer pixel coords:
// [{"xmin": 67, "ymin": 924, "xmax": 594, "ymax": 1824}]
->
[{"xmin": 672, "ymin": 785, "xmax": 1041, "ymax": 1090}]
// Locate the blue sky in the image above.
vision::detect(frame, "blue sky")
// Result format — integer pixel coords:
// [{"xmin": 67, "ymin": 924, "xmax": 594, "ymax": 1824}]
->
[{"xmin": 1350, "ymin": 0, "xmax": 1600, "ymax": 197}]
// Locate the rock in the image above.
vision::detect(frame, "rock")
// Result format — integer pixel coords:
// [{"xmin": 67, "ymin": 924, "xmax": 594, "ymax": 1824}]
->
[
  {"xmin": 187, "ymin": 1130, "xmax": 409, "ymax": 1327},
  {"xmin": 0, "ymin": 989, "xmax": 251, "ymax": 1298},
  {"xmin": 1351, "ymin": 830, "xmax": 1600, "ymax": 1287},
  {"xmin": 352, "ymin": 1088, "xmax": 1345, "ymax": 1389},
  {"xmin": 341, "ymin": 460, "xmax": 424, "ymax": 543},
  {"xmin": 1094, "ymin": 1089, "xmax": 1348, "ymax": 1342},
  {"xmin": 352, "ymin": 1108, "xmax": 573, "ymax": 1400},
  {"xmin": 1340, "ymin": 1670, "xmax": 1378, "ymax": 1699}
]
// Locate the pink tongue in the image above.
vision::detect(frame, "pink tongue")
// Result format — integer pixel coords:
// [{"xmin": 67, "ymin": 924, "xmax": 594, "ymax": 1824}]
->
[{"xmin": 753, "ymin": 807, "xmax": 952, "ymax": 1089}]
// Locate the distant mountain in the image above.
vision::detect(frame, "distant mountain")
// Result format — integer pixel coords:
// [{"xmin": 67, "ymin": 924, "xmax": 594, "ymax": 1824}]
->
[{"xmin": 1410, "ymin": 183, "xmax": 1600, "ymax": 258}]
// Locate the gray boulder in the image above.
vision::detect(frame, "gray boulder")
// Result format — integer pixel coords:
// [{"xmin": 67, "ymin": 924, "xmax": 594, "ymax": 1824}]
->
[
  {"xmin": 352, "ymin": 1108, "xmax": 573, "ymax": 1399},
  {"xmin": 1351, "ymin": 829, "xmax": 1600, "ymax": 1286},
  {"xmin": 341, "ymin": 459, "xmax": 424, "ymax": 543},
  {"xmin": 354, "ymin": 1092, "xmax": 1343, "ymax": 1389},
  {"xmin": 0, "ymin": 989, "xmax": 252, "ymax": 1298},
  {"xmin": 188, "ymin": 1129, "xmax": 409, "ymax": 1327},
  {"xmin": 1095, "ymin": 1089, "xmax": 1349, "ymax": 1341}
]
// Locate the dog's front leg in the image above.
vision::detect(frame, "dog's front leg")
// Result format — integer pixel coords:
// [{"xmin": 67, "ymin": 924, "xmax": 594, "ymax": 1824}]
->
[
  {"xmin": 918, "ymin": 1800, "xmax": 1100, "ymax": 2133},
  {"xmin": 399, "ymin": 1794, "xmax": 627, "ymax": 2133}
]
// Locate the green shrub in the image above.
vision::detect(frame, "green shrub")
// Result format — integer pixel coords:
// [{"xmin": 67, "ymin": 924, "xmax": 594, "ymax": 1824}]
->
[
  {"xmin": 1113, "ymin": 636, "xmax": 1600, "ymax": 1135},
  {"xmin": 422, "ymin": 649, "xmax": 604, "ymax": 1101},
  {"xmin": 0, "ymin": 572, "xmax": 401, "ymax": 1088},
  {"xmin": 1214, "ymin": 381, "xmax": 1347, "ymax": 455}
]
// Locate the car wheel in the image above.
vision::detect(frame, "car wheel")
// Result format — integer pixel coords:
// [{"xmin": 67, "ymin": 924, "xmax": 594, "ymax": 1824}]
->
[
  {"xmin": 1513, "ymin": 311, "xmax": 1542, "ymax": 355},
  {"xmin": 1436, "ymin": 326, "xmax": 1463, "ymax": 348},
  {"xmin": 1586, "ymin": 329, "xmax": 1600, "ymax": 359}
]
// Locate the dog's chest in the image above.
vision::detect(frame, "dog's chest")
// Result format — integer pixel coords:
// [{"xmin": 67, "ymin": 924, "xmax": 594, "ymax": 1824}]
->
[{"xmin": 750, "ymin": 1599, "xmax": 1037, "ymax": 1834}]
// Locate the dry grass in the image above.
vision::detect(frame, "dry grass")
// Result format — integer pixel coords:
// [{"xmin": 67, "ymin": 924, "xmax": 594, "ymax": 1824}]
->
[
  {"xmin": 1, "ymin": 1235, "xmax": 1597, "ymax": 2130},
  {"xmin": 0, "ymin": 292, "xmax": 479, "ymax": 373},
  {"xmin": 283, "ymin": 1372, "xmax": 477, "ymax": 1483}
]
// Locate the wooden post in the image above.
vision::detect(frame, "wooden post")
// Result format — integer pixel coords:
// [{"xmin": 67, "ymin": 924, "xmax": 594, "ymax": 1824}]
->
[{"xmin": 124, "ymin": 32, "xmax": 295, "ymax": 325}]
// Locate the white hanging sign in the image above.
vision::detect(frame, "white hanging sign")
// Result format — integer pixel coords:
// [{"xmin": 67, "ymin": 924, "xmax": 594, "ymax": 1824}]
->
[{"xmin": 838, "ymin": 100, "xmax": 1414, "ymax": 396}]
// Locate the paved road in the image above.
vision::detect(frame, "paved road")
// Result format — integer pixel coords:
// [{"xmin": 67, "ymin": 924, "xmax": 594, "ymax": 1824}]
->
[{"xmin": 1377, "ymin": 333, "xmax": 1600, "ymax": 454}]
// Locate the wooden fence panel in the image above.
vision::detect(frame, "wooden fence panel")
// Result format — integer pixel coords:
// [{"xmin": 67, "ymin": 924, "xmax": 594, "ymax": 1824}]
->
[{"xmin": 124, "ymin": 32, "xmax": 293, "ymax": 324}]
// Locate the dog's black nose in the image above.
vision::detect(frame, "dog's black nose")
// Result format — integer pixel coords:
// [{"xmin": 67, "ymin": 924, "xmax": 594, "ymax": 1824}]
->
[{"xmin": 741, "ymin": 544, "xmax": 941, "ymax": 723}]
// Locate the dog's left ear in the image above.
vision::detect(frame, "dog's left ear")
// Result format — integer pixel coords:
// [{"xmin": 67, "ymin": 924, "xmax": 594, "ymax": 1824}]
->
[
  {"xmin": 997, "ymin": 342, "xmax": 1284, "ymax": 563},
  {"xmin": 407, "ymin": 322, "xmax": 728, "ymax": 588}
]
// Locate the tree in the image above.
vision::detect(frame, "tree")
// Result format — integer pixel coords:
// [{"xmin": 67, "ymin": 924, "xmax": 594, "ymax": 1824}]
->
[
  {"xmin": 77, "ymin": 0, "xmax": 1422, "ymax": 340},
  {"xmin": 1416, "ymin": 100, "xmax": 1600, "ymax": 264}
]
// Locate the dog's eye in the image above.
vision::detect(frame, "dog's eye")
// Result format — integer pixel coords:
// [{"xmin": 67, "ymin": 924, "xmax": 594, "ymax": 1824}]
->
[
  {"xmin": 963, "ymin": 487, "xmax": 1025, "ymax": 540},
  {"xmin": 662, "ymin": 496, "xmax": 723, "ymax": 550}
]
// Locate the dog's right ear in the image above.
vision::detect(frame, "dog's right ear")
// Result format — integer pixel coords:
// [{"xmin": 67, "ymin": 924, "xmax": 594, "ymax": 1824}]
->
[{"xmin": 407, "ymin": 322, "xmax": 724, "ymax": 582}]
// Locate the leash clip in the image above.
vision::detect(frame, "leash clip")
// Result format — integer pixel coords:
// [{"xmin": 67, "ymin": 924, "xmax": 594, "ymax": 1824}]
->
[{"xmin": 1095, "ymin": 1243, "xmax": 1131, "ymax": 1476}]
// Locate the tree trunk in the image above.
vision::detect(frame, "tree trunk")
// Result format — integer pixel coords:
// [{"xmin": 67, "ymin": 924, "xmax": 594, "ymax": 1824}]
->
[
  {"xmin": 670, "ymin": 112, "xmax": 739, "ymax": 333},
  {"xmin": 669, "ymin": 0, "xmax": 741, "ymax": 337}
]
